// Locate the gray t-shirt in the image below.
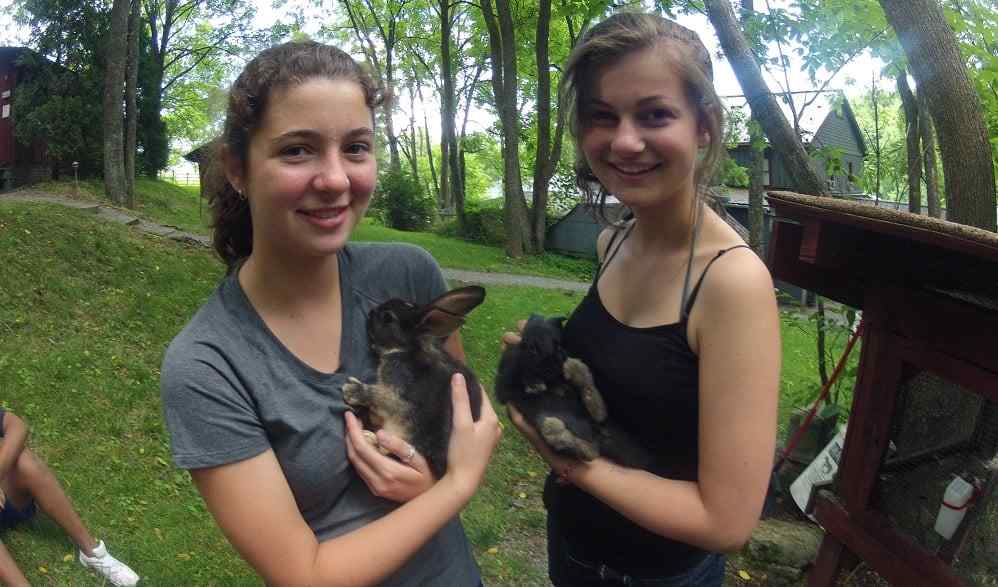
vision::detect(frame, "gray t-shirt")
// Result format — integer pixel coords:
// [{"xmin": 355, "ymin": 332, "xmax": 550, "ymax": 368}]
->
[{"xmin": 160, "ymin": 243, "xmax": 480, "ymax": 586}]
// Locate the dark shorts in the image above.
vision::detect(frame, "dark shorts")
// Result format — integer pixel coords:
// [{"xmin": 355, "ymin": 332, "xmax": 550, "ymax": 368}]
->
[
  {"xmin": 0, "ymin": 499, "xmax": 37, "ymax": 529},
  {"xmin": 548, "ymin": 516, "xmax": 725, "ymax": 586}
]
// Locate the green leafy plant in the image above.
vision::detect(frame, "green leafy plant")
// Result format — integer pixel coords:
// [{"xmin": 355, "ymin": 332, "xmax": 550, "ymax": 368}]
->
[{"xmin": 371, "ymin": 168, "xmax": 436, "ymax": 231}]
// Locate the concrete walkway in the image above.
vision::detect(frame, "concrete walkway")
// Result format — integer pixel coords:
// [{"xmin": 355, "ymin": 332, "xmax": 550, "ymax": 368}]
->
[{"xmin": 0, "ymin": 190, "xmax": 589, "ymax": 292}]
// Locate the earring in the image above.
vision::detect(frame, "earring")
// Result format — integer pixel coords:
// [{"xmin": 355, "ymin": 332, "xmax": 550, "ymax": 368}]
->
[{"xmin": 235, "ymin": 187, "xmax": 246, "ymax": 200}]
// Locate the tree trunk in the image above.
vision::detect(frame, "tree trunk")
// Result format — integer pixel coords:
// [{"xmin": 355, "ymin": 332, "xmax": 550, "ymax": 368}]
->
[
  {"xmin": 705, "ymin": 0, "xmax": 827, "ymax": 197},
  {"xmin": 438, "ymin": 0, "xmax": 454, "ymax": 212},
  {"xmin": 415, "ymin": 81, "xmax": 440, "ymax": 205},
  {"xmin": 423, "ymin": 115, "xmax": 439, "ymax": 205},
  {"xmin": 448, "ymin": 133, "xmax": 464, "ymax": 228},
  {"xmin": 740, "ymin": 0, "xmax": 765, "ymax": 257},
  {"xmin": 918, "ymin": 90, "xmax": 942, "ymax": 219},
  {"xmin": 748, "ymin": 124, "xmax": 766, "ymax": 256},
  {"xmin": 482, "ymin": 0, "xmax": 530, "ymax": 257},
  {"xmin": 880, "ymin": 0, "xmax": 996, "ymax": 231},
  {"xmin": 816, "ymin": 296, "xmax": 829, "ymax": 385},
  {"xmin": 142, "ymin": 0, "xmax": 174, "ymax": 176},
  {"xmin": 123, "ymin": 0, "xmax": 140, "ymax": 208},
  {"xmin": 897, "ymin": 72, "xmax": 922, "ymax": 215},
  {"xmin": 383, "ymin": 104, "xmax": 401, "ymax": 174},
  {"xmin": 529, "ymin": 0, "xmax": 553, "ymax": 254},
  {"xmin": 102, "ymin": 0, "xmax": 130, "ymax": 205},
  {"xmin": 871, "ymin": 71, "xmax": 882, "ymax": 199},
  {"xmin": 402, "ymin": 86, "xmax": 421, "ymax": 183},
  {"xmin": 383, "ymin": 25, "xmax": 401, "ymax": 174}
]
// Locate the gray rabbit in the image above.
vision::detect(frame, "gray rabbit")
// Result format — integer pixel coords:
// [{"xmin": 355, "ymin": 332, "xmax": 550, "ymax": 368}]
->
[{"xmin": 343, "ymin": 285, "xmax": 486, "ymax": 479}]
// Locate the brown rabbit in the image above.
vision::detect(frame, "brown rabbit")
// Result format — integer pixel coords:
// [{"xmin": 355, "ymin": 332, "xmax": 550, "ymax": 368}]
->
[{"xmin": 343, "ymin": 285, "xmax": 486, "ymax": 479}]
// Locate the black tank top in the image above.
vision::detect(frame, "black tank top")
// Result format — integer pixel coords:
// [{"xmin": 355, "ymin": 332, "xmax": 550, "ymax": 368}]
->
[{"xmin": 545, "ymin": 222, "xmax": 750, "ymax": 577}]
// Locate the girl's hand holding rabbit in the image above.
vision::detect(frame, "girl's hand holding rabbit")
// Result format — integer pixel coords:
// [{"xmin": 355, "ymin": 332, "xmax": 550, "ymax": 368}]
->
[
  {"xmin": 506, "ymin": 404, "xmax": 586, "ymax": 484},
  {"xmin": 440, "ymin": 373, "xmax": 502, "ymax": 501},
  {"xmin": 345, "ymin": 411, "xmax": 435, "ymax": 502},
  {"xmin": 500, "ymin": 321, "xmax": 588, "ymax": 483},
  {"xmin": 346, "ymin": 373, "xmax": 501, "ymax": 503}
]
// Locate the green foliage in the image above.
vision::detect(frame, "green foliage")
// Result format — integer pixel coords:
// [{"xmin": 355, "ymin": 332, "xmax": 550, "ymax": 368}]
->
[
  {"xmin": 718, "ymin": 155, "xmax": 750, "ymax": 188},
  {"xmin": 449, "ymin": 198, "xmax": 507, "ymax": 246},
  {"xmin": 371, "ymin": 168, "xmax": 437, "ymax": 231},
  {"xmin": 944, "ymin": 0, "xmax": 998, "ymax": 177},
  {"xmin": 778, "ymin": 306, "xmax": 862, "ymax": 438},
  {"xmin": 461, "ymin": 133, "xmax": 503, "ymax": 202},
  {"xmin": 11, "ymin": 52, "xmax": 103, "ymax": 176},
  {"xmin": 136, "ymin": 29, "xmax": 169, "ymax": 175},
  {"xmin": 813, "ymin": 145, "xmax": 846, "ymax": 178},
  {"xmin": 545, "ymin": 161, "xmax": 582, "ymax": 217}
]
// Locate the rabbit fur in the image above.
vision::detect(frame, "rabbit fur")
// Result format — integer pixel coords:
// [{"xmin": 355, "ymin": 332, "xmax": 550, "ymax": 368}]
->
[
  {"xmin": 496, "ymin": 314, "xmax": 652, "ymax": 468},
  {"xmin": 342, "ymin": 285, "xmax": 485, "ymax": 479}
]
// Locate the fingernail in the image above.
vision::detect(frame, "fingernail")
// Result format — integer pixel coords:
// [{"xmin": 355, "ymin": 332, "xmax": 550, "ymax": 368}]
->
[{"xmin": 452, "ymin": 373, "xmax": 466, "ymax": 386}]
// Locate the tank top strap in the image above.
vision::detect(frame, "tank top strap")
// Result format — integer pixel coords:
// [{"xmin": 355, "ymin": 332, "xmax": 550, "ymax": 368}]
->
[
  {"xmin": 680, "ymin": 244, "xmax": 753, "ymax": 321},
  {"xmin": 593, "ymin": 222, "xmax": 635, "ymax": 286}
]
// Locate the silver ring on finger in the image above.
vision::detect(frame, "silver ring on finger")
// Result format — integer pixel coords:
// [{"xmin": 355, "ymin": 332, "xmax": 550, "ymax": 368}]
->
[{"xmin": 403, "ymin": 445, "xmax": 416, "ymax": 463}]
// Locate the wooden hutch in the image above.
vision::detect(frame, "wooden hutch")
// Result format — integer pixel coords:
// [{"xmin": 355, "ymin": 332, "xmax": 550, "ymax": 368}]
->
[{"xmin": 766, "ymin": 191, "xmax": 998, "ymax": 586}]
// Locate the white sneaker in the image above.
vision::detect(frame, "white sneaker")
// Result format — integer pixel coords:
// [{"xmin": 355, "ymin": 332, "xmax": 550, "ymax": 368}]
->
[{"xmin": 78, "ymin": 540, "xmax": 140, "ymax": 586}]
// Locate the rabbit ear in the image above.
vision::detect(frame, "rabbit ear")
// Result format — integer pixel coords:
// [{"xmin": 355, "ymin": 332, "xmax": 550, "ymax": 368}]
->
[{"xmin": 418, "ymin": 286, "xmax": 486, "ymax": 337}]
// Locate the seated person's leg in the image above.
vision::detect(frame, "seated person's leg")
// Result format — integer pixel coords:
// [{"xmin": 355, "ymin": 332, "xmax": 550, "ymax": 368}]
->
[
  {"xmin": 6, "ymin": 448, "xmax": 97, "ymax": 553},
  {"xmin": 0, "ymin": 540, "xmax": 30, "ymax": 587},
  {"xmin": 0, "ymin": 470, "xmax": 38, "ymax": 531},
  {"xmin": 7, "ymin": 448, "xmax": 139, "ymax": 586}
]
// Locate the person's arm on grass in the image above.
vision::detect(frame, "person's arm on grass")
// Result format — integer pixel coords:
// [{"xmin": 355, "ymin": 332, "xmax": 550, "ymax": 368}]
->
[
  {"xmin": 0, "ymin": 411, "xmax": 29, "ymax": 482},
  {"xmin": 508, "ymin": 249, "xmax": 780, "ymax": 552},
  {"xmin": 191, "ymin": 373, "xmax": 501, "ymax": 587}
]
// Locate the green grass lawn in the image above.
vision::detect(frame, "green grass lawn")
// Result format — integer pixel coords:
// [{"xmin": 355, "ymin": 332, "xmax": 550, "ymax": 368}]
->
[{"xmin": 0, "ymin": 201, "xmax": 854, "ymax": 585}]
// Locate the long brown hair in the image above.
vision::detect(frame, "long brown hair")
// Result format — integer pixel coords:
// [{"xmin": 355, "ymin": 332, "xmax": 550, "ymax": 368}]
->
[
  {"xmin": 203, "ymin": 41, "xmax": 385, "ymax": 271},
  {"xmin": 561, "ymin": 12, "xmax": 724, "ymax": 225}
]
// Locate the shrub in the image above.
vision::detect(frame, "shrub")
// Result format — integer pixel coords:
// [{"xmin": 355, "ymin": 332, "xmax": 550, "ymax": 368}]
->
[
  {"xmin": 371, "ymin": 168, "xmax": 436, "ymax": 231},
  {"xmin": 461, "ymin": 199, "xmax": 506, "ymax": 245},
  {"xmin": 437, "ymin": 198, "xmax": 567, "ymax": 248}
]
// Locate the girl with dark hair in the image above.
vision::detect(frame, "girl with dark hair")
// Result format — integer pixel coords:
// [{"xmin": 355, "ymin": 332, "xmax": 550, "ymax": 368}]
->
[
  {"xmin": 503, "ymin": 13, "xmax": 780, "ymax": 586},
  {"xmin": 160, "ymin": 41, "xmax": 500, "ymax": 586}
]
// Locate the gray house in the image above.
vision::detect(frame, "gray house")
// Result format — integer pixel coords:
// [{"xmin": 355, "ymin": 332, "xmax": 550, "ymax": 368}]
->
[{"xmin": 724, "ymin": 91, "xmax": 866, "ymax": 197}]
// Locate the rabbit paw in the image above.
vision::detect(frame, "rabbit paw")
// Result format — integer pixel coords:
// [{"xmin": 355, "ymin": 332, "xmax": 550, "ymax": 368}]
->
[
  {"xmin": 360, "ymin": 430, "xmax": 392, "ymax": 455},
  {"xmin": 342, "ymin": 377, "xmax": 371, "ymax": 407},
  {"xmin": 540, "ymin": 417, "xmax": 598, "ymax": 461},
  {"xmin": 526, "ymin": 381, "xmax": 548, "ymax": 394},
  {"xmin": 564, "ymin": 359, "xmax": 607, "ymax": 423},
  {"xmin": 563, "ymin": 358, "xmax": 593, "ymax": 386}
]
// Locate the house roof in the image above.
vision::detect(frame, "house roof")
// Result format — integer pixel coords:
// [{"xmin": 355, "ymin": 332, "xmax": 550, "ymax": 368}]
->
[
  {"xmin": 722, "ymin": 90, "xmax": 867, "ymax": 156},
  {"xmin": 183, "ymin": 139, "xmax": 218, "ymax": 164},
  {"xmin": 0, "ymin": 47, "xmax": 35, "ymax": 68}
]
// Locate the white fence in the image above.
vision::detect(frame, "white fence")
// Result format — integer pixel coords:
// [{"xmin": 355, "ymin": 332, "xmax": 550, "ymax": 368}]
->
[{"xmin": 162, "ymin": 171, "xmax": 200, "ymax": 187}]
